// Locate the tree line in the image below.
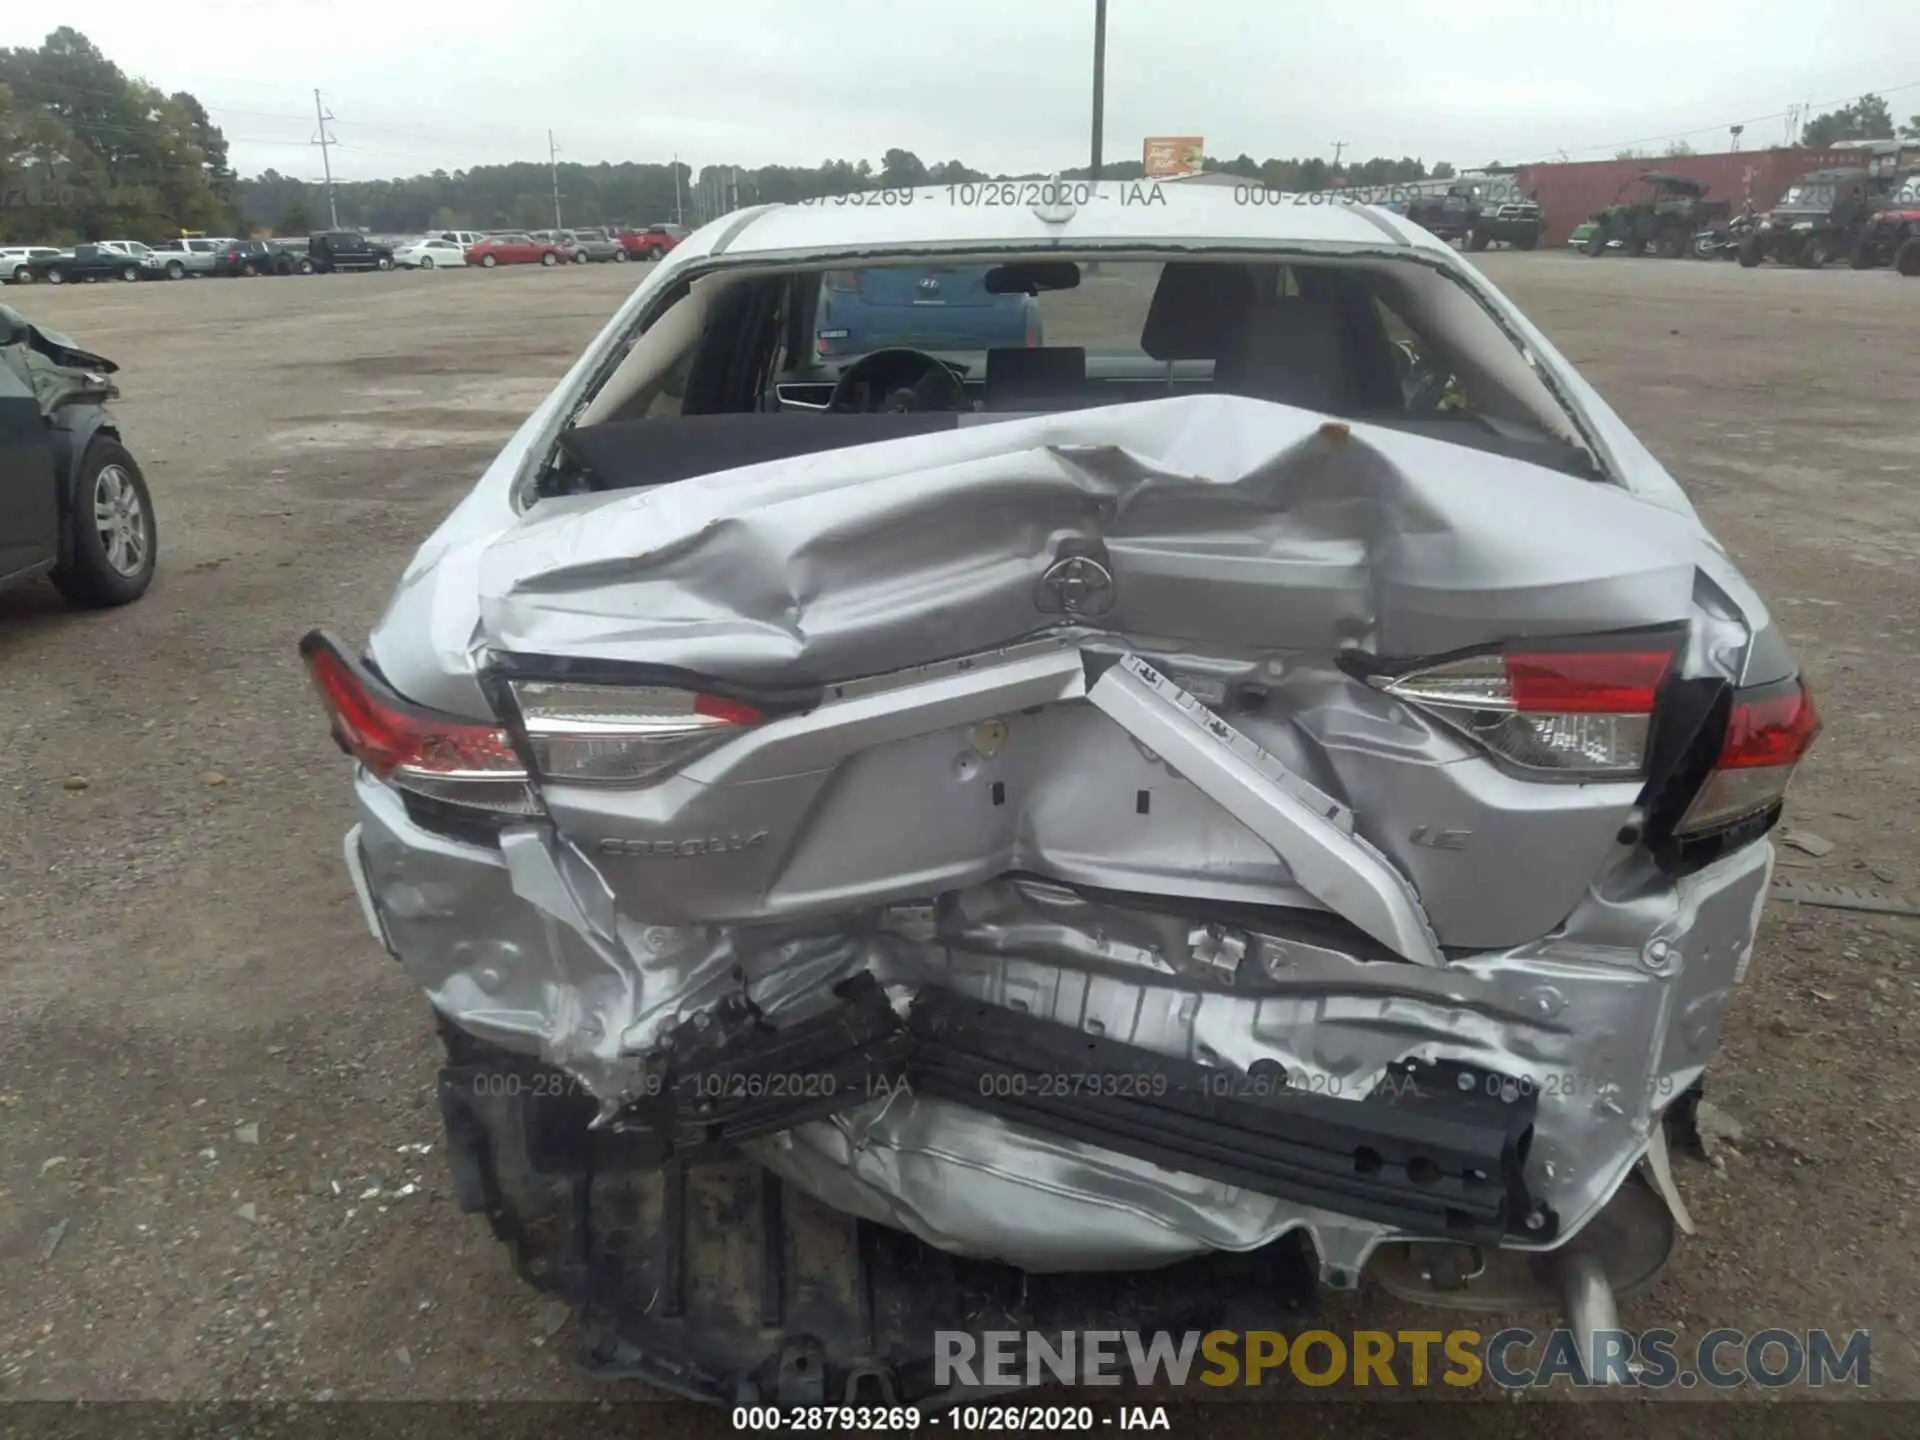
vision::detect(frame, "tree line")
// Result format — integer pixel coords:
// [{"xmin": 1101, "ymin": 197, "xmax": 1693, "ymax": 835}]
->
[{"xmin": 8, "ymin": 28, "xmax": 1916, "ymax": 246}]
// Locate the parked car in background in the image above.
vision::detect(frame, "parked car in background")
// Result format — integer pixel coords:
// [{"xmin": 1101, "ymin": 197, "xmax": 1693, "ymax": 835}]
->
[
  {"xmin": 434, "ymin": 230, "xmax": 488, "ymax": 248},
  {"xmin": 1849, "ymin": 170, "xmax": 1920, "ymax": 270},
  {"xmin": 96, "ymin": 240, "xmax": 164, "ymax": 272},
  {"xmin": 150, "ymin": 238, "xmax": 232, "ymax": 279},
  {"xmin": 813, "ymin": 263, "xmax": 1041, "ymax": 360},
  {"xmin": 3, "ymin": 247, "xmax": 65, "ymax": 284},
  {"xmin": 528, "ymin": 229, "xmax": 583, "ymax": 261},
  {"xmin": 210, "ymin": 239, "xmax": 309, "ymax": 277},
  {"xmin": 1, "ymin": 303, "xmax": 156, "ymax": 605},
  {"xmin": 21, "ymin": 246, "xmax": 150, "ymax": 285},
  {"xmin": 566, "ymin": 227, "xmax": 624, "ymax": 263},
  {"xmin": 615, "ymin": 222, "xmax": 688, "ymax": 260},
  {"xmin": 307, "ymin": 231, "xmax": 395, "ymax": 274},
  {"xmin": 394, "ymin": 237, "xmax": 469, "ymax": 270},
  {"xmin": 464, "ymin": 232, "xmax": 568, "ymax": 268}
]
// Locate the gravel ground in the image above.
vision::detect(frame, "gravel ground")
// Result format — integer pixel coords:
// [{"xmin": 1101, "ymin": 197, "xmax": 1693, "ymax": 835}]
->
[{"xmin": 1, "ymin": 254, "xmax": 1916, "ymax": 1432}]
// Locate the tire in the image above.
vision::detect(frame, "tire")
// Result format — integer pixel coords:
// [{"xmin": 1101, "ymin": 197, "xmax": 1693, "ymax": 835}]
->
[
  {"xmin": 1583, "ymin": 232, "xmax": 1607, "ymax": 257},
  {"xmin": 165, "ymin": 260, "xmax": 186, "ymax": 280},
  {"xmin": 1466, "ymin": 229, "xmax": 1490, "ymax": 252},
  {"xmin": 242, "ymin": 262, "xmax": 260, "ymax": 277},
  {"xmin": 1692, "ymin": 233, "xmax": 1717, "ymax": 259},
  {"xmin": 1796, "ymin": 237, "xmax": 1826, "ymax": 269},
  {"xmin": 10, "ymin": 266, "xmax": 29, "ymax": 283},
  {"xmin": 121, "ymin": 265, "xmax": 142, "ymax": 282},
  {"xmin": 574, "ymin": 251, "xmax": 588, "ymax": 264},
  {"xmin": 51, "ymin": 439, "xmax": 157, "ymax": 608},
  {"xmin": 420, "ymin": 256, "xmax": 435, "ymax": 270},
  {"xmin": 481, "ymin": 253, "xmax": 498, "ymax": 268},
  {"xmin": 646, "ymin": 244, "xmax": 664, "ymax": 261},
  {"xmin": 1897, "ymin": 239, "xmax": 1920, "ymax": 277},
  {"xmin": 1847, "ymin": 237, "xmax": 1874, "ymax": 270},
  {"xmin": 47, "ymin": 268, "xmax": 66, "ymax": 284},
  {"xmin": 1738, "ymin": 236, "xmax": 1764, "ymax": 268},
  {"xmin": 299, "ymin": 258, "xmax": 316, "ymax": 275},
  {"xmin": 612, "ymin": 248, "xmax": 629, "ymax": 263},
  {"xmin": 540, "ymin": 251, "xmax": 558, "ymax": 266}
]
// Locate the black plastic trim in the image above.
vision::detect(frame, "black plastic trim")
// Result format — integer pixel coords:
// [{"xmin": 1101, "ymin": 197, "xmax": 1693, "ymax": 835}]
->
[{"xmin": 614, "ymin": 976, "xmax": 1551, "ymax": 1245}]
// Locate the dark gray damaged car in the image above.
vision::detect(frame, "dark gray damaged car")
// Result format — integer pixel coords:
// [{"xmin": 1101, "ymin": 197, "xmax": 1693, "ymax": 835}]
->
[{"xmin": 302, "ymin": 189, "xmax": 1820, "ymax": 1402}]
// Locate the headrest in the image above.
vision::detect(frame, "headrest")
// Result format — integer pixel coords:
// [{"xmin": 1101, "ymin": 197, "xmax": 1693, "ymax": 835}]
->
[
  {"xmin": 1140, "ymin": 263, "xmax": 1264, "ymax": 361},
  {"xmin": 1228, "ymin": 296, "xmax": 1354, "ymax": 413}
]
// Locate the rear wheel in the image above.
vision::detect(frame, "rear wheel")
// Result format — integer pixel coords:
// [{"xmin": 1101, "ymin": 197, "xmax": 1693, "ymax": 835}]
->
[
  {"xmin": 52, "ymin": 439, "xmax": 157, "ymax": 608},
  {"xmin": 10, "ymin": 265, "xmax": 29, "ymax": 283},
  {"xmin": 612, "ymin": 248, "xmax": 629, "ymax": 263},
  {"xmin": 1737, "ymin": 236, "xmax": 1764, "ymax": 267},
  {"xmin": 420, "ymin": 256, "xmax": 435, "ymax": 270},
  {"xmin": 646, "ymin": 244, "xmax": 664, "ymax": 261},
  {"xmin": 376, "ymin": 255, "xmax": 393, "ymax": 271},
  {"xmin": 120, "ymin": 265, "xmax": 141, "ymax": 282},
  {"xmin": 481, "ymin": 253, "xmax": 498, "ymax": 268},
  {"xmin": 165, "ymin": 260, "xmax": 186, "ymax": 280},
  {"xmin": 1897, "ymin": 238, "xmax": 1920, "ymax": 277},
  {"xmin": 1654, "ymin": 229, "xmax": 1685, "ymax": 259},
  {"xmin": 541, "ymin": 251, "xmax": 558, "ymax": 266},
  {"xmin": 47, "ymin": 268, "xmax": 67, "ymax": 284}
]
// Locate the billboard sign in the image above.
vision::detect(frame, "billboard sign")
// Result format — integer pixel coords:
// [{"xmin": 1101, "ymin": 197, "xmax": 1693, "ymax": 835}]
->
[{"xmin": 1142, "ymin": 136, "xmax": 1205, "ymax": 179}]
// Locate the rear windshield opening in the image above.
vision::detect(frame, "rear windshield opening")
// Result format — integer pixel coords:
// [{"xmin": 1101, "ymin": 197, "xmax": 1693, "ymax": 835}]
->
[{"xmin": 544, "ymin": 253, "xmax": 1600, "ymax": 500}]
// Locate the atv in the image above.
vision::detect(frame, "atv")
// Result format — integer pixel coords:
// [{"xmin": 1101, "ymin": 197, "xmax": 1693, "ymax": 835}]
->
[
  {"xmin": 1584, "ymin": 171, "xmax": 1730, "ymax": 258},
  {"xmin": 1848, "ymin": 170, "xmax": 1920, "ymax": 270},
  {"xmin": 1739, "ymin": 168, "xmax": 1878, "ymax": 268}
]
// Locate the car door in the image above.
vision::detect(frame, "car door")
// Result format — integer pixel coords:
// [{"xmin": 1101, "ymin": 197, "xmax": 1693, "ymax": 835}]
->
[{"xmin": 0, "ymin": 350, "xmax": 60, "ymax": 582}]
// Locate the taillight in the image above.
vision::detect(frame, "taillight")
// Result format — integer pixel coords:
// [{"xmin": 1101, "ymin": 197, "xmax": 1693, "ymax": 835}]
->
[
  {"xmin": 1676, "ymin": 678, "xmax": 1820, "ymax": 833},
  {"xmin": 510, "ymin": 681, "xmax": 763, "ymax": 785},
  {"xmin": 300, "ymin": 631, "xmax": 538, "ymax": 816},
  {"xmin": 1370, "ymin": 647, "xmax": 1672, "ymax": 777},
  {"xmin": 825, "ymin": 270, "xmax": 863, "ymax": 292}
]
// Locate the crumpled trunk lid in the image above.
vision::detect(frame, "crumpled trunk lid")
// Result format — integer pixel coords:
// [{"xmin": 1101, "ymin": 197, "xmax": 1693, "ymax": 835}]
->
[{"xmin": 473, "ymin": 395, "xmax": 1707, "ymax": 954}]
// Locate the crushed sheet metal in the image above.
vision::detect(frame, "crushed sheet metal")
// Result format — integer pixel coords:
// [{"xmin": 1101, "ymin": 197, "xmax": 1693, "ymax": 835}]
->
[
  {"xmin": 1089, "ymin": 654, "xmax": 1444, "ymax": 967},
  {"xmin": 474, "ymin": 394, "xmax": 1705, "ymax": 683}
]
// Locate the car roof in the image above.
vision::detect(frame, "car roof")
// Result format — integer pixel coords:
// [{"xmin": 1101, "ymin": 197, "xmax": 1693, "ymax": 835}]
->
[{"xmin": 704, "ymin": 183, "xmax": 1437, "ymax": 259}]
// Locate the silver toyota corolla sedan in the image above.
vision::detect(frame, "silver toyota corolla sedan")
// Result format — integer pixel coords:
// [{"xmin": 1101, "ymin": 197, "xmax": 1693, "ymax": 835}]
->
[{"xmin": 304, "ymin": 182, "xmax": 1819, "ymax": 1402}]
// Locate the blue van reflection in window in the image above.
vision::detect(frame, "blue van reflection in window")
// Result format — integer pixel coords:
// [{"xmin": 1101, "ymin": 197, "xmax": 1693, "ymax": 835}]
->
[{"xmin": 814, "ymin": 265, "xmax": 1042, "ymax": 359}]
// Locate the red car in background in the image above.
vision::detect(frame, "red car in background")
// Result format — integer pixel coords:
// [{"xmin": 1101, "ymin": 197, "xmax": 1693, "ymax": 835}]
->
[
  {"xmin": 614, "ymin": 223, "xmax": 690, "ymax": 260},
  {"xmin": 464, "ymin": 232, "xmax": 568, "ymax": 268}
]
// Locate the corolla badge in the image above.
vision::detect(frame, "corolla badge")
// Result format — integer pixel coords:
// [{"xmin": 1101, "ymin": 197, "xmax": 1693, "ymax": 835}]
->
[{"xmin": 1037, "ymin": 555, "xmax": 1116, "ymax": 617}]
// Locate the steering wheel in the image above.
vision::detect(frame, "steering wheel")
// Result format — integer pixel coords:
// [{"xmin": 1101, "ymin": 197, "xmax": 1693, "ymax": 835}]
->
[{"xmin": 827, "ymin": 347, "xmax": 969, "ymax": 414}]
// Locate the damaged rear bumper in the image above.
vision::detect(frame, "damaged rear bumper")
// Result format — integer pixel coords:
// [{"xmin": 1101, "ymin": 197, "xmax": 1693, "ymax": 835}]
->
[{"xmin": 352, "ymin": 772, "xmax": 1771, "ymax": 1285}]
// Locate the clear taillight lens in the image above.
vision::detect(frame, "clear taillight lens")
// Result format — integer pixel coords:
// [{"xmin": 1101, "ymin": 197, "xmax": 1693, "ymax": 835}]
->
[
  {"xmin": 1370, "ymin": 648, "xmax": 1671, "ymax": 778},
  {"xmin": 1676, "ymin": 678, "xmax": 1821, "ymax": 833},
  {"xmin": 512, "ymin": 681, "xmax": 763, "ymax": 785}
]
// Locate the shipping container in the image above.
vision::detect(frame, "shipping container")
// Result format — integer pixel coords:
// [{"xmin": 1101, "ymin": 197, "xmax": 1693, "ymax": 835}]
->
[{"xmin": 1512, "ymin": 149, "xmax": 1862, "ymax": 246}]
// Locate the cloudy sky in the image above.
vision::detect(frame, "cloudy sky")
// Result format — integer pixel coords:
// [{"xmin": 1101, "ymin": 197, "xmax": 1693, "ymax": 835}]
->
[{"xmin": 10, "ymin": 2, "xmax": 1919, "ymax": 180}]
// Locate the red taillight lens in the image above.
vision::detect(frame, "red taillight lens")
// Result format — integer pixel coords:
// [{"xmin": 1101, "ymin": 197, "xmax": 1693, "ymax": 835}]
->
[
  {"xmin": 1677, "ymin": 678, "xmax": 1820, "ymax": 834},
  {"xmin": 1372, "ymin": 646, "xmax": 1672, "ymax": 776},
  {"xmin": 1718, "ymin": 682, "xmax": 1821, "ymax": 769},
  {"xmin": 302, "ymin": 633, "xmax": 536, "ymax": 815},
  {"xmin": 1505, "ymin": 651, "xmax": 1670, "ymax": 714}
]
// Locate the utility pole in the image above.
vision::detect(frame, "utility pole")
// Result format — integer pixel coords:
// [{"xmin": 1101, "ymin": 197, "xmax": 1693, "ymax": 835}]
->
[
  {"xmin": 311, "ymin": 89, "xmax": 339, "ymax": 229},
  {"xmin": 548, "ymin": 130, "xmax": 563, "ymax": 230},
  {"xmin": 1730, "ymin": 124, "xmax": 1744, "ymax": 153},
  {"xmin": 1090, "ymin": 0, "xmax": 1107, "ymax": 184},
  {"xmin": 1331, "ymin": 139, "xmax": 1347, "ymax": 169},
  {"xmin": 672, "ymin": 152, "xmax": 683, "ymax": 226}
]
